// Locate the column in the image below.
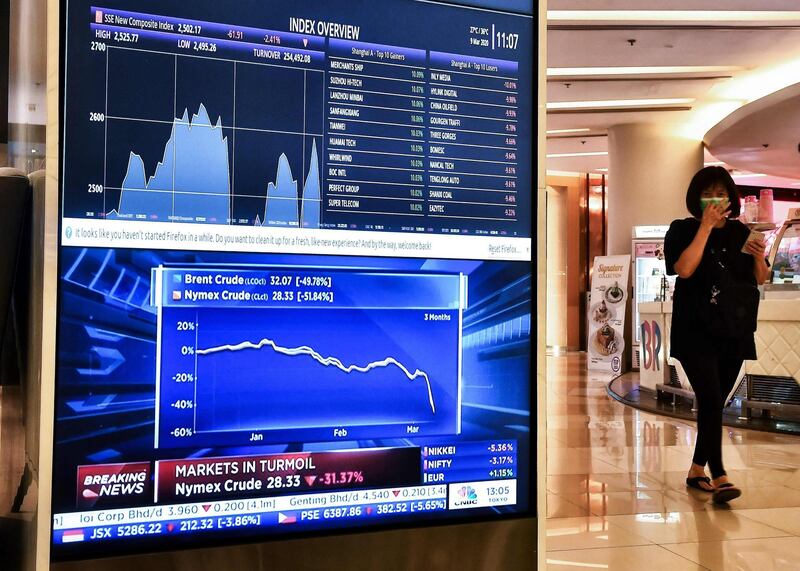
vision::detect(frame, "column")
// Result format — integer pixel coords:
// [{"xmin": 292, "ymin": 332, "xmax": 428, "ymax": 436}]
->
[
  {"xmin": 546, "ymin": 185, "xmax": 568, "ymax": 349},
  {"xmin": 607, "ymin": 122, "xmax": 703, "ymax": 369},
  {"xmin": 607, "ymin": 122, "xmax": 703, "ymax": 257}
]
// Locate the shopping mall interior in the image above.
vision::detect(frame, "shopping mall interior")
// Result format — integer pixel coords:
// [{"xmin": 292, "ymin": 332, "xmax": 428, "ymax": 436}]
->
[
  {"xmin": 2, "ymin": 0, "xmax": 800, "ymax": 570},
  {"xmin": 545, "ymin": 1, "xmax": 800, "ymax": 569}
]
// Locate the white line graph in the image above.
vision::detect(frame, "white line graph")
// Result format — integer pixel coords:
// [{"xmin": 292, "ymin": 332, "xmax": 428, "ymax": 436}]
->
[
  {"xmin": 103, "ymin": 46, "xmax": 324, "ymax": 225},
  {"xmin": 196, "ymin": 337, "xmax": 437, "ymax": 414}
]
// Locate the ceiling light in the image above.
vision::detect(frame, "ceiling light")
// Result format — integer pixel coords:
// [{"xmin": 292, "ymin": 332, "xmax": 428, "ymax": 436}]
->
[
  {"xmin": 548, "ymin": 66, "xmax": 744, "ymax": 77},
  {"xmin": 546, "ymin": 128, "xmax": 591, "ymax": 134},
  {"xmin": 548, "ymin": 10, "xmax": 800, "ymax": 23},
  {"xmin": 547, "ymin": 98, "xmax": 694, "ymax": 110},
  {"xmin": 704, "ymin": 161, "xmax": 725, "ymax": 166},
  {"xmin": 547, "ymin": 170, "xmax": 585, "ymax": 176},
  {"xmin": 545, "ymin": 559, "xmax": 608, "ymax": 569},
  {"xmin": 735, "ymin": 173, "xmax": 767, "ymax": 178},
  {"xmin": 596, "ymin": 168, "xmax": 608, "ymax": 172},
  {"xmin": 547, "ymin": 151, "xmax": 609, "ymax": 158}
]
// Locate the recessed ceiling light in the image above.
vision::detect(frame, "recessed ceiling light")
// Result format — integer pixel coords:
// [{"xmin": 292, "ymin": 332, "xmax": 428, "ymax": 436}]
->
[
  {"xmin": 546, "ymin": 128, "xmax": 591, "ymax": 134},
  {"xmin": 547, "ymin": 98, "xmax": 694, "ymax": 110},
  {"xmin": 546, "ymin": 151, "xmax": 609, "ymax": 158},
  {"xmin": 548, "ymin": 10, "xmax": 800, "ymax": 23},
  {"xmin": 735, "ymin": 173, "xmax": 767, "ymax": 178},
  {"xmin": 547, "ymin": 66, "xmax": 745, "ymax": 77}
]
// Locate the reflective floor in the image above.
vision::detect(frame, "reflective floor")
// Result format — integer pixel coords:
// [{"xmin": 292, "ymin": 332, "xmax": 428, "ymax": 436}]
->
[{"xmin": 546, "ymin": 353, "xmax": 800, "ymax": 571}]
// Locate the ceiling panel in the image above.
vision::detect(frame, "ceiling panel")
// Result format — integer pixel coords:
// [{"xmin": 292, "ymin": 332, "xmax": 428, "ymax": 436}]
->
[
  {"xmin": 546, "ymin": 136, "xmax": 608, "ymax": 154},
  {"xmin": 547, "ymin": 29, "xmax": 800, "ymax": 68},
  {"xmin": 546, "ymin": 109, "xmax": 694, "ymax": 131},
  {"xmin": 707, "ymin": 86, "xmax": 800, "ymax": 180},
  {"xmin": 546, "ymin": 154, "xmax": 610, "ymax": 175},
  {"xmin": 547, "ymin": 77, "xmax": 721, "ymax": 103},
  {"xmin": 544, "ymin": 3, "xmax": 800, "ymax": 176}
]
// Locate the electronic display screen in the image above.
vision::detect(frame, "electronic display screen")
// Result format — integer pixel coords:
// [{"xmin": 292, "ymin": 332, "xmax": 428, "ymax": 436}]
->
[{"xmin": 54, "ymin": 0, "xmax": 534, "ymax": 560}]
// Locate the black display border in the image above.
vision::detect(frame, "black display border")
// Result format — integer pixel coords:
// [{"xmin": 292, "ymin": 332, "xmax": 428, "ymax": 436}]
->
[{"xmin": 50, "ymin": 0, "xmax": 538, "ymax": 562}]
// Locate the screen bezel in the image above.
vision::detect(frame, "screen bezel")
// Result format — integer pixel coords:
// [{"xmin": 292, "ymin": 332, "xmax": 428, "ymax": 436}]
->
[{"xmin": 50, "ymin": 0, "xmax": 538, "ymax": 561}]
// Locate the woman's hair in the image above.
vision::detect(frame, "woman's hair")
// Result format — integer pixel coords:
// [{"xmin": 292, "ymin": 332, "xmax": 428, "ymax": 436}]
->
[{"xmin": 685, "ymin": 166, "xmax": 741, "ymax": 218}]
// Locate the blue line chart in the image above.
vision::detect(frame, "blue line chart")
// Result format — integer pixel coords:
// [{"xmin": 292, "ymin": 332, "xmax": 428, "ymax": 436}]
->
[{"xmin": 196, "ymin": 336, "xmax": 436, "ymax": 414}]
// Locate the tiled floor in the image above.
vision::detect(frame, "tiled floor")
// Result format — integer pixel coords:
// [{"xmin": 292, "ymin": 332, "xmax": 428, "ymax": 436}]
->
[{"xmin": 546, "ymin": 353, "xmax": 800, "ymax": 570}]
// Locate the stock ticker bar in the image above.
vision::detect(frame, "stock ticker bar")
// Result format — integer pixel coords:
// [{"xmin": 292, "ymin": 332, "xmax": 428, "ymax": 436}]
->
[
  {"xmin": 63, "ymin": 6, "xmax": 531, "ymax": 240},
  {"xmin": 55, "ymin": 482, "xmax": 452, "ymax": 545},
  {"xmin": 54, "ymin": 440, "xmax": 519, "ymax": 545}
]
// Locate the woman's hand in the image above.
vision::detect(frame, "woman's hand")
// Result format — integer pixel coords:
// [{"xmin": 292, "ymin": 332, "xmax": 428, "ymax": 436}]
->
[
  {"xmin": 743, "ymin": 237, "xmax": 766, "ymax": 259},
  {"xmin": 745, "ymin": 237, "xmax": 771, "ymax": 283},
  {"xmin": 700, "ymin": 200, "xmax": 730, "ymax": 230}
]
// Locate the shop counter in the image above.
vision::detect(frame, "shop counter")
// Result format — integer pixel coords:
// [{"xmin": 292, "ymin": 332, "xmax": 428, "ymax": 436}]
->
[
  {"xmin": 748, "ymin": 299, "xmax": 800, "ymax": 382},
  {"xmin": 637, "ymin": 299, "xmax": 800, "ymax": 415}
]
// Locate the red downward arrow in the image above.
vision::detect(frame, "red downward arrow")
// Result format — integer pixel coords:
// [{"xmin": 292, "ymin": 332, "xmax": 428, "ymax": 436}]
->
[
  {"xmin": 304, "ymin": 475, "xmax": 317, "ymax": 486},
  {"xmin": 202, "ymin": 504, "xmax": 212, "ymax": 512},
  {"xmin": 392, "ymin": 490, "xmax": 400, "ymax": 497}
]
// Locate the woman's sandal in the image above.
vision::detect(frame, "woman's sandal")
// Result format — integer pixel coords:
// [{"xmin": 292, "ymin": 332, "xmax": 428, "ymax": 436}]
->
[
  {"xmin": 685, "ymin": 476, "xmax": 714, "ymax": 492},
  {"xmin": 712, "ymin": 482, "xmax": 742, "ymax": 503}
]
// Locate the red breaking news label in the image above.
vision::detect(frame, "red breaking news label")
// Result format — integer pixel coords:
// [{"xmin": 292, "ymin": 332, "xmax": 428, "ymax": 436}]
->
[{"xmin": 76, "ymin": 462, "xmax": 151, "ymax": 509}]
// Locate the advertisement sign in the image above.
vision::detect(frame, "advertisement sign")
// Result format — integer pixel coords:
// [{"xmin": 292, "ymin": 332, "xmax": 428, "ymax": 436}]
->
[
  {"xmin": 634, "ymin": 241, "xmax": 663, "ymax": 259},
  {"xmin": 588, "ymin": 255, "xmax": 631, "ymax": 374},
  {"xmin": 638, "ymin": 313, "xmax": 668, "ymax": 391}
]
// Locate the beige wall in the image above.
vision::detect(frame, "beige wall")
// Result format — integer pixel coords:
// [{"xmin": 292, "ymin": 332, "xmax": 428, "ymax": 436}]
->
[
  {"xmin": 545, "ymin": 173, "xmax": 588, "ymax": 350},
  {"xmin": 546, "ymin": 185, "xmax": 568, "ymax": 348}
]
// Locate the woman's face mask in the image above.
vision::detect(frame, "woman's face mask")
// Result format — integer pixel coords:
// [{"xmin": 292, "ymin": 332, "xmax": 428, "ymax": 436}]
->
[{"xmin": 699, "ymin": 197, "xmax": 729, "ymax": 211}]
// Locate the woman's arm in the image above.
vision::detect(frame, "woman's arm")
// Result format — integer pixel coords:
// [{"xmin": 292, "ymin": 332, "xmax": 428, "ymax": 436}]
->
[
  {"xmin": 673, "ymin": 202, "xmax": 728, "ymax": 278},
  {"xmin": 673, "ymin": 226, "xmax": 711, "ymax": 278},
  {"xmin": 743, "ymin": 238, "xmax": 771, "ymax": 284}
]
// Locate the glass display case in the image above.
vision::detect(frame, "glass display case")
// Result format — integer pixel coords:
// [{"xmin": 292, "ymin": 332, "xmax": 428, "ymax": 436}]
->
[
  {"xmin": 767, "ymin": 207, "xmax": 800, "ymax": 291},
  {"xmin": 633, "ymin": 242, "xmax": 670, "ymax": 343},
  {"xmin": 631, "ymin": 227, "xmax": 675, "ymax": 367}
]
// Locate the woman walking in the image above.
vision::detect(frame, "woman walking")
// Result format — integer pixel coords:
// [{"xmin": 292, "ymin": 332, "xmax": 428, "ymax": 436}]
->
[{"xmin": 665, "ymin": 166, "xmax": 770, "ymax": 503}]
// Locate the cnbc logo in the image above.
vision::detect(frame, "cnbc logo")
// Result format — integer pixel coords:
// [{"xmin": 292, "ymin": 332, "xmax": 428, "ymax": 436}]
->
[{"xmin": 454, "ymin": 485, "xmax": 478, "ymax": 507}]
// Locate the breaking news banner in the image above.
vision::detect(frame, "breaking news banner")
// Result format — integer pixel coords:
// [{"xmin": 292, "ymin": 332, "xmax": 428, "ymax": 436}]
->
[
  {"xmin": 154, "ymin": 447, "xmax": 421, "ymax": 503},
  {"xmin": 77, "ymin": 462, "xmax": 152, "ymax": 509}
]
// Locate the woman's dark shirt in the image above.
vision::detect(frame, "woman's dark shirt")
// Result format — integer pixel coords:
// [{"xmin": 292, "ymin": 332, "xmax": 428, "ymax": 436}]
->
[{"xmin": 664, "ymin": 217, "xmax": 758, "ymax": 360}]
